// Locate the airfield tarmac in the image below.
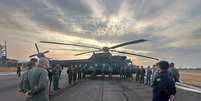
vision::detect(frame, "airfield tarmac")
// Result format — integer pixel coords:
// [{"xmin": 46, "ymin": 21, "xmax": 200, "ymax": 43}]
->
[{"xmin": 0, "ymin": 73, "xmax": 201, "ymax": 101}]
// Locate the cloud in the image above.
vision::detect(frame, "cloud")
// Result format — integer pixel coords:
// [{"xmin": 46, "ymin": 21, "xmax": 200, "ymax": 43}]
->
[{"xmin": 0, "ymin": 0, "xmax": 201, "ymax": 67}]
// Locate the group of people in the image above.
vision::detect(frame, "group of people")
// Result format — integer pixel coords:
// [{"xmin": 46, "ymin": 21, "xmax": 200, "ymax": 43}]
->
[
  {"xmin": 135, "ymin": 62, "xmax": 180, "ymax": 87},
  {"xmin": 19, "ymin": 57, "xmax": 50, "ymax": 101},
  {"xmin": 120, "ymin": 66, "xmax": 134, "ymax": 80},
  {"xmin": 67, "ymin": 64, "xmax": 87, "ymax": 84},
  {"xmin": 134, "ymin": 61, "xmax": 180, "ymax": 101},
  {"xmin": 18, "ymin": 57, "xmax": 180, "ymax": 101},
  {"xmin": 47, "ymin": 64, "xmax": 63, "ymax": 91}
]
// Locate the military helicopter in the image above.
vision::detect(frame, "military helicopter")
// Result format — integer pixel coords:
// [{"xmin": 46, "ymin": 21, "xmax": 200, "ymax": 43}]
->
[{"xmin": 39, "ymin": 39, "xmax": 159, "ymax": 74}]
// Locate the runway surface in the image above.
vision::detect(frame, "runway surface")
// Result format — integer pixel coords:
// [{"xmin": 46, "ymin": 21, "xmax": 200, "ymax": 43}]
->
[
  {"xmin": 0, "ymin": 73, "xmax": 201, "ymax": 101},
  {"xmin": 52, "ymin": 79, "xmax": 201, "ymax": 101}
]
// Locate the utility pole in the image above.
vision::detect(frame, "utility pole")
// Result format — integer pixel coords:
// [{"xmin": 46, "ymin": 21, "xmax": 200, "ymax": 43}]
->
[{"xmin": 5, "ymin": 40, "xmax": 7, "ymax": 60}]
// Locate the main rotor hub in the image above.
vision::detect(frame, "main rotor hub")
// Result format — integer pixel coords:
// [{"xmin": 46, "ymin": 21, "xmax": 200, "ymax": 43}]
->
[{"xmin": 102, "ymin": 47, "xmax": 110, "ymax": 52}]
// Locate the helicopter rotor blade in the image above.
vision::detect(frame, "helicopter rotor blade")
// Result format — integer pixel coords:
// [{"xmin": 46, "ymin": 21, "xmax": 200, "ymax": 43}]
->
[
  {"xmin": 29, "ymin": 54, "xmax": 37, "ymax": 57},
  {"xmin": 40, "ymin": 41, "xmax": 101, "ymax": 50},
  {"xmin": 35, "ymin": 43, "xmax": 40, "ymax": 53},
  {"xmin": 109, "ymin": 39, "xmax": 148, "ymax": 49},
  {"xmin": 75, "ymin": 50, "xmax": 100, "ymax": 56},
  {"xmin": 111, "ymin": 50, "xmax": 159, "ymax": 61},
  {"xmin": 42, "ymin": 50, "xmax": 49, "ymax": 54},
  {"xmin": 43, "ymin": 48, "xmax": 92, "ymax": 52}
]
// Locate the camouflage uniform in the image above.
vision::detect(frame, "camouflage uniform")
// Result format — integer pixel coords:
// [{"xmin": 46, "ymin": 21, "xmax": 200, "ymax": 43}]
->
[
  {"xmin": 78, "ymin": 65, "xmax": 82, "ymax": 80},
  {"xmin": 140, "ymin": 66, "xmax": 145, "ymax": 84},
  {"xmin": 146, "ymin": 67, "xmax": 152, "ymax": 86},
  {"xmin": 108, "ymin": 66, "xmax": 113, "ymax": 79},
  {"xmin": 82, "ymin": 65, "xmax": 87, "ymax": 79},
  {"xmin": 120, "ymin": 67, "xmax": 124, "ymax": 79},
  {"xmin": 67, "ymin": 67, "xmax": 73, "ymax": 84},
  {"xmin": 47, "ymin": 69, "xmax": 53, "ymax": 94},
  {"xmin": 102, "ymin": 64, "xmax": 106, "ymax": 79},
  {"xmin": 28, "ymin": 67, "xmax": 49, "ymax": 101},
  {"xmin": 52, "ymin": 66, "xmax": 60, "ymax": 90},
  {"xmin": 19, "ymin": 66, "xmax": 32, "ymax": 93},
  {"xmin": 169, "ymin": 63, "xmax": 180, "ymax": 82},
  {"xmin": 17, "ymin": 66, "xmax": 21, "ymax": 77},
  {"xmin": 58, "ymin": 65, "xmax": 63, "ymax": 79},
  {"xmin": 72, "ymin": 66, "xmax": 77, "ymax": 82},
  {"xmin": 135, "ymin": 66, "xmax": 140, "ymax": 82},
  {"xmin": 91, "ymin": 66, "xmax": 96, "ymax": 79}
]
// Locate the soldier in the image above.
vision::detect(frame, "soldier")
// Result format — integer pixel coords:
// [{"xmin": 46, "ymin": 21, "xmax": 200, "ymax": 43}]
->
[
  {"xmin": 108, "ymin": 66, "xmax": 113, "ymax": 79},
  {"xmin": 140, "ymin": 66, "xmax": 145, "ymax": 84},
  {"xmin": 135, "ymin": 66, "xmax": 140, "ymax": 82},
  {"xmin": 146, "ymin": 66, "xmax": 152, "ymax": 86},
  {"xmin": 78, "ymin": 64, "xmax": 82, "ymax": 80},
  {"xmin": 67, "ymin": 66, "xmax": 73, "ymax": 84},
  {"xmin": 26, "ymin": 57, "xmax": 50, "ymax": 101},
  {"xmin": 91, "ymin": 65, "xmax": 96, "ymax": 79},
  {"xmin": 123, "ymin": 67, "xmax": 126, "ymax": 80},
  {"xmin": 19, "ymin": 58, "xmax": 37, "ymax": 101},
  {"xmin": 82, "ymin": 64, "xmax": 87, "ymax": 79},
  {"xmin": 102, "ymin": 64, "xmax": 106, "ymax": 79},
  {"xmin": 72, "ymin": 65, "xmax": 78, "ymax": 82},
  {"xmin": 152, "ymin": 61, "xmax": 176, "ymax": 101},
  {"xmin": 47, "ymin": 68, "xmax": 53, "ymax": 94},
  {"xmin": 128, "ymin": 65, "xmax": 133, "ymax": 80},
  {"xmin": 169, "ymin": 63, "xmax": 180, "ymax": 82},
  {"xmin": 120, "ymin": 67, "xmax": 124, "ymax": 79},
  {"xmin": 52, "ymin": 64, "xmax": 60, "ymax": 91},
  {"xmin": 17, "ymin": 64, "xmax": 22, "ymax": 77},
  {"xmin": 58, "ymin": 65, "xmax": 63, "ymax": 79}
]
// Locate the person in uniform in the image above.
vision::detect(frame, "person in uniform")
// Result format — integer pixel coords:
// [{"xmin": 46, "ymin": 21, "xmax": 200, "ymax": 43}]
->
[
  {"xmin": 146, "ymin": 66, "xmax": 152, "ymax": 86},
  {"xmin": 82, "ymin": 64, "xmax": 87, "ymax": 79},
  {"xmin": 108, "ymin": 66, "xmax": 113, "ymax": 80},
  {"xmin": 47, "ymin": 68, "xmax": 53, "ymax": 94},
  {"xmin": 152, "ymin": 61, "xmax": 176, "ymax": 101},
  {"xmin": 140, "ymin": 66, "xmax": 146, "ymax": 84},
  {"xmin": 19, "ymin": 58, "xmax": 38, "ymax": 101},
  {"xmin": 122, "ymin": 67, "xmax": 126, "ymax": 80},
  {"xmin": 140, "ymin": 66, "xmax": 145, "ymax": 84},
  {"xmin": 58, "ymin": 65, "xmax": 62, "ymax": 79},
  {"xmin": 151, "ymin": 65, "xmax": 156, "ymax": 84},
  {"xmin": 72, "ymin": 65, "xmax": 78, "ymax": 82},
  {"xmin": 91, "ymin": 65, "xmax": 96, "ymax": 80},
  {"xmin": 125, "ymin": 66, "xmax": 129, "ymax": 79},
  {"xmin": 135, "ymin": 66, "xmax": 140, "ymax": 82},
  {"xmin": 17, "ymin": 64, "xmax": 22, "ymax": 77},
  {"xmin": 169, "ymin": 63, "xmax": 180, "ymax": 82},
  {"xmin": 129, "ymin": 65, "xmax": 134, "ymax": 80},
  {"xmin": 52, "ymin": 64, "xmax": 60, "ymax": 91},
  {"xmin": 120, "ymin": 67, "xmax": 124, "ymax": 79},
  {"xmin": 67, "ymin": 66, "xmax": 73, "ymax": 84},
  {"xmin": 102, "ymin": 64, "xmax": 106, "ymax": 79},
  {"xmin": 26, "ymin": 57, "xmax": 50, "ymax": 101},
  {"xmin": 78, "ymin": 64, "xmax": 82, "ymax": 80}
]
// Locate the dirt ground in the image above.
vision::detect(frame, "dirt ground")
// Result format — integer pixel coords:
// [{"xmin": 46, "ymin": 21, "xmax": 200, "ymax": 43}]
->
[
  {"xmin": 0, "ymin": 66, "xmax": 16, "ymax": 72},
  {"xmin": 179, "ymin": 70, "xmax": 201, "ymax": 88}
]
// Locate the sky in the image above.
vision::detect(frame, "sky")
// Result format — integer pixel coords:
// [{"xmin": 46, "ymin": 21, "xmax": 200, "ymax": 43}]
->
[{"xmin": 0, "ymin": 0, "xmax": 201, "ymax": 68}]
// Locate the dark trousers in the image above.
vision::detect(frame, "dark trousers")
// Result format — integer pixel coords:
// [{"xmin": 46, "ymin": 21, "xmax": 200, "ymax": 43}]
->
[
  {"xmin": 140, "ymin": 75, "xmax": 145, "ymax": 83},
  {"xmin": 53, "ymin": 76, "xmax": 59, "ymax": 90},
  {"xmin": 68, "ymin": 74, "xmax": 73, "ymax": 84},
  {"xmin": 78, "ymin": 72, "xmax": 82, "ymax": 80},
  {"xmin": 136, "ymin": 74, "xmax": 140, "ymax": 81},
  {"xmin": 146, "ymin": 76, "xmax": 151, "ymax": 86}
]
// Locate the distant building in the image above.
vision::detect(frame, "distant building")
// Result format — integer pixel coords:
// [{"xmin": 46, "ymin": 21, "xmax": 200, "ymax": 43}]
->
[{"xmin": 0, "ymin": 42, "xmax": 6, "ymax": 65}]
